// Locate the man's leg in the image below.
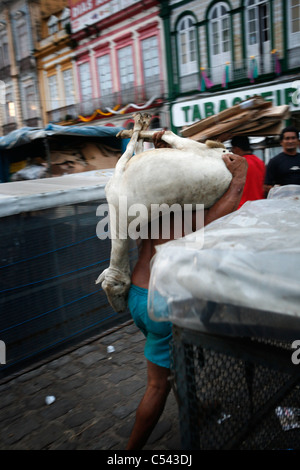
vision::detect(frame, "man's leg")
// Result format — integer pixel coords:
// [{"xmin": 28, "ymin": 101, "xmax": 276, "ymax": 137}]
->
[{"xmin": 126, "ymin": 360, "xmax": 171, "ymax": 450}]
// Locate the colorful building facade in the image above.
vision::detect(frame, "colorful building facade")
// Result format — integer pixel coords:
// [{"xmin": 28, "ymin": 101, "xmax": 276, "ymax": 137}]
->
[
  {"xmin": 68, "ymin": 0, "xmax": 168, "ymax": 128},
  {"xmin": 160, "ymin": 0, "xmax": 300, "ymax": 136},
  {"xmin": 0, "ymin": 0, "xmax": 42, "ymax": 135},
  {"xmin": 34, "ymin": 0, "xmax": 77, "ymax": 126}
]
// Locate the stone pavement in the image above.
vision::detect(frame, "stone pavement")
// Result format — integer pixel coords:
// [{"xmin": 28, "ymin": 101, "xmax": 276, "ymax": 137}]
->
[{"xmin": 0, "ymin": 320, "xmax": 182, "ymax": 450}]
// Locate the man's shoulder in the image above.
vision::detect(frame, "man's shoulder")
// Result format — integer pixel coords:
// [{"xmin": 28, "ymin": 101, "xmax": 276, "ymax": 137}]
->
[
  {"xmin": 268, "ymin": 152, "xmax": 285, "ymax": 164},
  {"xmin": 246, "ymin": 154, "xmax": 265, "ymax": 166}
]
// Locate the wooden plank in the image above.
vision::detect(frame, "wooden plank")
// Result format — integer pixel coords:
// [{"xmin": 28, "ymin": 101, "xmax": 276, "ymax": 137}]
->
[
  {"xmin": 181, "ymin": 96, "xmax": 272, "ymax": 137},
  {"xmin": 188, "ymin": 111, "xmax": 255, "ymax": 142}
]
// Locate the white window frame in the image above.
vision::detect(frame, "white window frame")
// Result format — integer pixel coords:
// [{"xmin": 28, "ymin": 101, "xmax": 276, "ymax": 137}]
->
[
  {"xmin": 24, "ymin": 84, "xmax": 37, "ymax": 119},
  {"xmin": 17, "ymin": 19, "xmax": 29, "ymax": 60},
  {"xmin": 97, "ymin": 54, "xmax": 113, "ymax": 97},
  {"xmin": 141, "ymin": 36, "xmax": 160, "ymax": 83},
  {"xmin": 79, "ymin": 62, "xmax": 92, "ymax": 101},
  {"xmin": 209, "ymin": 3, "xmax": 230, "ymax": 55},
  {"xmin": 62, "ymin": 69, "xmax": 75, "ymax": 106},
  {"xmin": 0, "ymin": 29, "xmax": 9, "ymax": 68},
  {"xmin": 245, "ymin": 0, "xmax": 270, "ymax": 47},
  {"xmin": 48, "ymin": 74, "xmax": 59, "ymax": 110},
  {"xmin": 5, "ymin": 87, "xmax": 15, "ymax": 124},
  {"xmin": 60, "ymin": 8, "xmax": 70, "ymax": 29},
  {"xmin": 118, "ymin": 46, "xmax": 134, "ymax": 91},
  {"xmin": 177, "ymin": 16, "xmax": 197, "ymax": 77},
  {"xmin": 288, "ymin": 0, "xmax": 300, "ymax": 48},
  {"xmin": 245, "ymin": 0, "xmax": 271, "ymax": 73},
  {"xmin": 48, "ymin": 15, "xmax": 59, "ymax": 35}
]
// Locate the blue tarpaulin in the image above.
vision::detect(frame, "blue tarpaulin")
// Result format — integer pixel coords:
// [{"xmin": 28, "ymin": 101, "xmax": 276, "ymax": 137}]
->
[{"xmin": 0, "ymin": 124, "xmax": 128, "ymax": 182}]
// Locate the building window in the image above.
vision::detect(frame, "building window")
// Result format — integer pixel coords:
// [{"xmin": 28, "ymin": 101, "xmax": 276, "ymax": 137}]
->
[
  {"xmin": 24, "ymin": 85, "xmax": 37, "ymax": 119},
  {"xmin": 291, "ymin": 0, "xmax": 300, "ymax": 33},
  {"xmin": 142, "ymin": 36, "xmax": 160, "ymax": 83},
  {"xmin": 210, "ymin": 3, "xmax": 230, "ymax": 54},
  {"xmin": 0, "ymin": 30, "xmax": 9, "ymax": 68},
  {"xmin": 62, "ymin": 69, "xmax": 75, "ymax": 105},
  {"xmin": 48, "ymin": 75, "xmax": 59, "ymax": 110},
  {"xmin": 118, "ymin": 46, "xmax": 135, "ymax": 99},
  {"xmin": 288, "ymin": 0, "xmax": 300, "ymax": 46},
  {"xmin": 208, "ymin": 2, "xmax": 231, "ymax": 83},
  {"xmin": 177, "ymin": 16, "xmax": 197, "ymax": 77},
  {"xmin": 97, "ymin": 54, "xmax": 113, "ymax": 97},
  {"xmin": 79, "ymin": 62, "xmax": 93, "ymax": 114},
  {"xmin": 17, "ymin": 21, "xmax": 29, "ymax": 59},
  {"xmin": 79, "ymin": 62, "xmax": 92, "ymax": 100},
  {"xmin": 141, "ymin": 35, "xmax": 161, "ymax": 99},
  {"xmin": 287, "ymin": 0, "xmax": 300, "ymax": 67},
  {"xmin": 60, "ymin": 8, "xmax": 70, "ymax": 29},
  {"xmin": 48, "ymin": 15, "xmax": 58, "ymax": 35},
  {"xmin": 5, "ymin": 89, "xmax": 15, "ymax": 124},
  {"xmin": 245, "ymin": 0, "xmax": 271, "ymax": 73}
]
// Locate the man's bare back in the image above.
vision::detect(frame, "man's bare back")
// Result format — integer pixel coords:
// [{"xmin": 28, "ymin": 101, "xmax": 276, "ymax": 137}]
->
[{"xmin": 131, "ymin": 209, "xmax": 209, "ymax": 288}]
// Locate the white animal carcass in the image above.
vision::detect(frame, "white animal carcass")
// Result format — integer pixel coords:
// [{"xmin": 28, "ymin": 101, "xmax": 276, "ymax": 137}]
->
[{"xmin": 96, "ymin": 113, "xmax": 232, "ymax": 313}]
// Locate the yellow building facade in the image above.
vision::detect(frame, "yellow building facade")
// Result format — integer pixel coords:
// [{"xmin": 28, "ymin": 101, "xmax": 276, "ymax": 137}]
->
[{"xmin": 35, "ymin": 0, "xmax": 78, "ymax": 126}]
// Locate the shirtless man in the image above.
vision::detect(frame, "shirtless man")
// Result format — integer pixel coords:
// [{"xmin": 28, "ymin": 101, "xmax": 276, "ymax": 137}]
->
[{"xmin": 126, "ymin": 132, "xmax": 248, "ymax": 450}]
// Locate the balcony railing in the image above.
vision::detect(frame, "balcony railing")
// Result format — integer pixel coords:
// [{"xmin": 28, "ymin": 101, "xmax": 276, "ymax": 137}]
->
[
  {"xmin": 179, "ymin": 52, "xmax": 286, "ymax": 93},
  {"xmin": 46, "ymin": 103, "xmax": 77, "ymax": 124},
  {"xmin": 47, "ymin": 80, "xmax": 165, "ymax": 123}
]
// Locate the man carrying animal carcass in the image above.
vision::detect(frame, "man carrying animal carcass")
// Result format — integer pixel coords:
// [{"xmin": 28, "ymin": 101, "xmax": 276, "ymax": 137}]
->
[{"xmin": 125, "ymin": 131, "xmax": 248, "ymax": 450}]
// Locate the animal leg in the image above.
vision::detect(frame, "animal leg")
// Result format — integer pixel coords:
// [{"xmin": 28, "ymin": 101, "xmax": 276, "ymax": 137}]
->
[
  {"xmin": 96, "ymin": 114, "xmax": 149, "ymax": 312},
  {"xmin": 161, "ymin": 130, "xmax": 212, "ymax": 152},
  {"xmin": 114, "ymin": 113, "xmax": 150, "ymax": 176},
  {"xmin": 95, "ymin": 235, "xmax": 131, "ymax": 313},
  {"xmin": 134, "ymin": 113, "xmax": 151, "ymax": 155}
]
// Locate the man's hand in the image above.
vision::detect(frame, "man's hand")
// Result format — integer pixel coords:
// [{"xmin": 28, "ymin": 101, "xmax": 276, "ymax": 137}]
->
[
  {"xmin": 222, "ymin": 153, "xmax": 248, "ymax": 181},
  {"xmin": 205, "ymin": 153, "xmax": 247, "ymax": 225},
  {"xmin": 153, "ymin": 130, "xmax": 171, "ymax": 149}
]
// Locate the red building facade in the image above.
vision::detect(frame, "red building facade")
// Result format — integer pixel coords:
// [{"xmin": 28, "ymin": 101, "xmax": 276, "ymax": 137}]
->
[{"xmin": 69, "ymin": 0, "xmax": 168, "ymax": 129}]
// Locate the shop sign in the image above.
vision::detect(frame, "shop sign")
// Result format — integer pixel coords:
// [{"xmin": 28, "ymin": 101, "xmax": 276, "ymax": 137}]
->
[
  {"xmin": 70, "ymin": 0, "xmax": 139, "ymax": 33},
  {"xmin": 172, "ymin": 81, "xmax": 300, "ymax": 128}
]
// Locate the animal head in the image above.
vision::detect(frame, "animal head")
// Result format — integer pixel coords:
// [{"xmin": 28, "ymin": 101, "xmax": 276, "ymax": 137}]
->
[{"xmin": 205, "ymin": 139, "xmax": 232, "ymax": 156}]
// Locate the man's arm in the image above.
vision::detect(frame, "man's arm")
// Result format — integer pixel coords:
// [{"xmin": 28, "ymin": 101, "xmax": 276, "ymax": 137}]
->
[
  {"xmin": 204, "ymin": 153, "xmax": 247, "ymax": 226},
  {"xmin": 153, "ymin": 130, "xmax": 171, "ymax": 149}
]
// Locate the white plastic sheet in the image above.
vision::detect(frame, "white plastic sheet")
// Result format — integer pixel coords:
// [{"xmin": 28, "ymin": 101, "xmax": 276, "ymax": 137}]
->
[
  {"xmin": 0, "ymin": 169, "xmax": 113, "ymax": 217},
  {"xmin": 148, "ymin": 185, "xmax": 300, "ymax": 338}
]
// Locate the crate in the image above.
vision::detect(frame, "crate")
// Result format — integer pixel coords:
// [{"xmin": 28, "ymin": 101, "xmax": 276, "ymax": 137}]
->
[{"xmin": 171, "ymin": 325, "xmax": 300, "ymax": 450}]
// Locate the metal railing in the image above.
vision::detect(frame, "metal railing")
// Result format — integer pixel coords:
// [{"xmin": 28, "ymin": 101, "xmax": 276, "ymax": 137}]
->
[
  {"xmin": 47, "ymin": 80, "xmax": 165, "ymax": 123},
  {"xmin": 179, "ymin": 52, "xmax": 286, "ymax": 91},
  {"xmin": 46, "ymin": 103, "xmax": 77, "ymax": 123}
]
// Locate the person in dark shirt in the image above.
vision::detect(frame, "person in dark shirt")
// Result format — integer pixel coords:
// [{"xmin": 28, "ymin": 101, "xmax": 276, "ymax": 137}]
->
[
  {"xmin": 264, "ymin": 126, "xmax": 300, "ymax": 196},
  {"xmin": 230, "ymin": 135, "xmax": 265, "ymax": 209}
]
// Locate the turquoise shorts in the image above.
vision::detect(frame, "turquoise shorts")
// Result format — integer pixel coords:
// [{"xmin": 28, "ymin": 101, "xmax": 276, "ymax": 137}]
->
[{"xmin": 128, "ymin": 284, "xmax": 172, "ymax": 369}]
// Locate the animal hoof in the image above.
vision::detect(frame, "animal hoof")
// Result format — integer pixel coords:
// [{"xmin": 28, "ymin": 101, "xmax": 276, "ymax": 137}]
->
[{"xmin": 95, "ymin": 267, "xmax": 131, "ymax": 313}]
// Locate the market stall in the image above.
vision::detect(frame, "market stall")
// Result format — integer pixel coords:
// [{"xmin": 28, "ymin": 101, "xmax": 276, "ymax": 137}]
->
[{"xmin": 0, "ymin": 124, "xmax": 128, "ymax": 183}]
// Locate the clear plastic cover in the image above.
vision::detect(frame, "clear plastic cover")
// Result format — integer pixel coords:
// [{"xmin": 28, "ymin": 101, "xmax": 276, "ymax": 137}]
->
[{"xmin": 148, "ymin": 185, "xmax": 300, "ymax": 339}]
